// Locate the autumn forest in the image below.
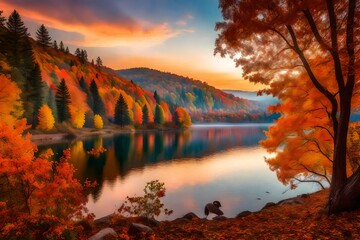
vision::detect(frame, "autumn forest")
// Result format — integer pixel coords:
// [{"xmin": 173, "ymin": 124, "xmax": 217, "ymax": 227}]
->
[{"xmin": 0, "ymin": 0, "xmax": 360, "ymax": 239}]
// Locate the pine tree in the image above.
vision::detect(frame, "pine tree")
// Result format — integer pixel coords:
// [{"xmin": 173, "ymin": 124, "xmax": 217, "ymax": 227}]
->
[
  {"xmin": 0, "ymin": 11, "xmax": 6, "ymax": 27},
  {"xmin": 65, "ymin": 46, "xmax": 69, "ymax": 54},
  {"xmin": 96, "ymin": 56, "xmax": 103, "ymax": 69},
  {"xmin": 154, "ymin": 90, "xmax": 161, "ymax": 104},
  {"xmin": 91, "ymin": 59, "xmax": 94, "ymax": 65},
  {"xmin": 53, "ymin": 40, "xmax": 58, "ymax": 50},
  {"xmin": 80, "ymin": 49, "xmax": 88, "ymax": 63},
  {"xmin": 28, "ymin": 63, "xmax": 43, "ymax": 125},
  {"xmin": 59, "ymin": 41, "xmax": 65, "ymax": 52},
  {"xmin": 5, "ymin": 10, "xmax": 34, "ymax": 76},
  {"xmin": 44, "ymin": 85, "xmax": 57, "ymax": 121},
  {"xmin": 154, "ymin": 104, "xmax": 164, "ymax": 125},
  {"xmin": 75, "ymin": 48, "xmax": 81, "ymax": 57},
  {"xmin": 36, "ymin": 24, "xmax": 51, "ymax": 48},
  {"xmin": 142, "ymin": 104, "xmax": 150, "ymax": 125},
  {"xmin": 115, "ymin": 94, "xmax": 131, "ymax": 127},
  {"xmin": 55, "ymin": 79, "xmax": 71, "ymax": 122},
  {"xmin": 90, "ymin": 79, "xmax": 104, "ymax": 115}
]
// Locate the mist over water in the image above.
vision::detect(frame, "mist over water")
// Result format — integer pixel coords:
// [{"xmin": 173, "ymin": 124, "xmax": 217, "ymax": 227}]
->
[{"xmin": 39, "ymin": 124, "xmax": 320, "ymax": 220}]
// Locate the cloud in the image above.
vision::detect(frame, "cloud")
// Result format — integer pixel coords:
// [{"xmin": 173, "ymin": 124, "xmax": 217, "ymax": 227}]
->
[
  {"xmin": 175, "ymin": 14, "xmax": 194, "ymax": 26},
  {"xmin": 1, "ymin": 0, "xmax": 183, "ymax": 47}
]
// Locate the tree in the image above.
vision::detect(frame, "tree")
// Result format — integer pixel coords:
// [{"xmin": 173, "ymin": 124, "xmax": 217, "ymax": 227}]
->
[
  {"xmin": 65, "ymin": 46, "xmax": 69, "ymax": 54},
  {"xmin": 133, "ymin": 102, "xmax": 143, "ymax": 125},
  {"xmin": 0, "ymin": 121, "xmax": 93, "ymax": 239},
  {"xmin": 74, "ymin": 48, "xmax": 81, "ymax": 57},
  {"xmin": 115, "ymin": 94, "xmax": 131, "ymax": 127},
  {"xmin": 80, "ymin": 49, "xmax": 88, "ymax": 63},
  {"xmin": 36, "ymin": 24, "xmax": 51, "ymax": 48},
  {"xmin": 37, "ymin": 104, "xmax": 55, "ymax": 130},
  {"xmin": 89, "ymin": 79, "xmax": 104, "ymax": 115},
  {"xmin": 0, "ymin": 10, "xmax": 5, "ymax": 27},
  {"xmin": 215, "ymin": 0, "xmax": 359, "ymax": 213},
  {"xmin": 96, "ymin": 56, "xmax": 103, "ymax": 69},
  {"xmin": 94, "ymin": 114, "xmax": 103, "ymax": 129},
  {"xmin": 142, "ymin": 104, "xmax": 150, "ymax": 125},
  {"xmin": 154, "ymin": 104, "xmax": 165, "ymax": 125},
  {"xmin": 0, "ymin": 75, "xmax": 23, "ymax": 126},
  {"xmin": 52, "ymin": 40, "xmax": 58, "ymax": 50},
  {"xmin": 59, "ymin": 41, "xmax": 65, "ymax": 52},
  {"xmin": 55, "ymin": 79, "xmax": 71, "ymax": 122},
  {"xmin": 5, "ymin": 10, "xmax": 34, "ymax": 77},
  {"xmin": 154, "ymin": 90, "xmax": 161, "ymax": 104},
  {"xmin": 172, "ymin": 107, "xmax": 191, "ymax": 128},
  {"xmin": 27, "ymin": 63, "xmax": 43, "ymax": 125}
]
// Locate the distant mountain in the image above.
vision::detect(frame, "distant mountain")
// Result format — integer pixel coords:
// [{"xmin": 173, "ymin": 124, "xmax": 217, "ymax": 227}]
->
[
  {"xmin": 118, "ymin": 68, "xmax": 278, "ymax": 122},
  {"xmin": 224, "ymin": 90, "xmax": 279, "ymax": 105}
]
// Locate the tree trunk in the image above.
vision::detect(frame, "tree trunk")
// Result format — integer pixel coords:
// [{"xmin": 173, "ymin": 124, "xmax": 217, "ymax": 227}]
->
[{"xmin": 328, "ymin": 87, "xmax": 358, "ymax": 213}]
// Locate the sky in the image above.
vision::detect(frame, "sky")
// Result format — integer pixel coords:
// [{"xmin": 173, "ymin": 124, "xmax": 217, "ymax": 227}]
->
[{"xmin": 1, "ymin": 0, "xmax": 263, "ymax": 91}]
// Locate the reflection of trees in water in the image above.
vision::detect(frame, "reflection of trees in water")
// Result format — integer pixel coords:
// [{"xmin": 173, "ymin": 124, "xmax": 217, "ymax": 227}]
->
[{"xmin": 39, "ymin": 126, "xmax": 267, "ymax": 203}]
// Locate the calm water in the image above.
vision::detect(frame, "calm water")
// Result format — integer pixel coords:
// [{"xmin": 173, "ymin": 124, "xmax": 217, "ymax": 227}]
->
[{"xmin": 38, "ymin": 124, "xmax": 320, "ymax": 220}]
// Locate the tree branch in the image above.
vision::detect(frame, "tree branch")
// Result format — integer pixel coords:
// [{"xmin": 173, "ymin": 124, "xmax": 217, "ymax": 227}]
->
[
  {"xmin": 294, "ymin": 177, "xmax": 325, "ymax": 190},
  {"xmin": 300, "ymin": 163, "xmax": 331, "ymax": 184}
]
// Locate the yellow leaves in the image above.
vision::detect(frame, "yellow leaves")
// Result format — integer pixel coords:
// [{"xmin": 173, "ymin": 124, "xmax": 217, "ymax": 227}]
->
[
  {"xmin": 70, "ymin": 109, "xmax": 85, "ymax": 128},
  {"xmin": 37, "ymin": 105, "xmax": 55, "ymax": 131},
  {"xmin": 94, "ymin": 114, "xmax": 103, "ymax": 129},
  {"xmin": 0, "ymin": 75, "xmax": 23, "ymax": 127}
]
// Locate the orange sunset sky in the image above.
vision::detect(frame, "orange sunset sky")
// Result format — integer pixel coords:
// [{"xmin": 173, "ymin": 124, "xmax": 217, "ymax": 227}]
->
[{"xmin": 1, "ymin": 0, "xmax": 263, "ymax": 91}]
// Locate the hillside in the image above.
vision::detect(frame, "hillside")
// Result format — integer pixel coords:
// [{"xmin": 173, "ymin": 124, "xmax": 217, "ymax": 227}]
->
[{"xmin": 118, "ymin": 68, "xmax": 276, "ymax": 122}]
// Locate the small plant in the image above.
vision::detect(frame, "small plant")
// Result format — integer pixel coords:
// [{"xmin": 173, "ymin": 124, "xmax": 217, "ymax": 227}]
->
[{"xmin": 118, "ymin": 180, "xmax": 173, "ymax": 218}]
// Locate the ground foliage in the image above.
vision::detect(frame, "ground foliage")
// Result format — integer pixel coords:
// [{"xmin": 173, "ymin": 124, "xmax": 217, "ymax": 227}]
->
[{"xmin": 92, "ymin": 190, "xmax": 360, "ymax": 240}]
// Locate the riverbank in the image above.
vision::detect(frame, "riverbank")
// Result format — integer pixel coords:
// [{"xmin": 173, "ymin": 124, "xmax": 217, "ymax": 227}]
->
[
  {"xmin": 29, "ymin": 125, "xmax": 186, "ymax": 146},
  {"xmin": 87, "ymin": 189, "xmax": 360, "ymax": 239}
]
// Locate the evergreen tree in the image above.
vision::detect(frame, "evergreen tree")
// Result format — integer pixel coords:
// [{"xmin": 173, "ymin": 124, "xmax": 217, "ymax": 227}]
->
[
  {"xmin": 91, "ymin": 59, "xmax": 94, "ymax": 65},
  {"xmin": 142, "ymin": 104, "xmax": 149, "ymax": 125},
  {"xmin": 75, "ymin": 48, "xmax": 81, "ymax": 57},
  {"xmin": 0, "ymin": 11, "xmax": 6, "ymax": 27},
  {"xmin": 89, "ymin": 79, "xmax": 104, "ymax": 115},
  {"xmin": 53, "ymin": 40, "xmax": 58, "ymax": 50},
  {"xmin": 36, "ymin": 24, "xmax": 51, "ymax": 48},
  {"xmin": 96, "ymin": 56, "xmax": 103, "ymax": 69},
  {"xmin": 55, "ymin": 79, "xmax": 71, "ymax": 122},
  {"xmin": 115, "ymin": 94, "xmax": 131, "ymax": 127},
  {"xmin": 59, "ymin": 41, "xmax": 65, "ymax": 52},
  {"xmin": 5, "ymin": 10, "xmax": 34, "ymax": 76},
  {"xmin": 29, "ymin": 63, "xmax": 43, "ymax": 125},
  {"xmin": 154, "ymin": 90, "xmax": 161, "ymax": 104},
  {"xmin": 154, "ymin": 104, "xmax": 165, "ymax": 125},
  {"xmin": 80, "ymin": 49, "xmax": 88, "ymax": 63},
  {"xmin": 44, "ymin": 85, "xmax": 57, "ymax": 121},
  {"xmin": 65, "ymin": 46, "xmax": 69, "ymax": 54}
]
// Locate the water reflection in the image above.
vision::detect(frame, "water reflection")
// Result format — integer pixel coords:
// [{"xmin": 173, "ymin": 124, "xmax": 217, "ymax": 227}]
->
[{"xmin": 39, "ymin": 124, "xmax": 319, "ymax": 219}]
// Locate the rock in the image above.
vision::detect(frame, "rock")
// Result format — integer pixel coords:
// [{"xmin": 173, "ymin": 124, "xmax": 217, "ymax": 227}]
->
[
  {"xmin": 128, "ymin": 223, "xmax": 153, "ymax": 236},
  {"xmin": 94, "ymin": 214, "xmax": 113, "ymax": 225},
  {"xmin": 213, "ymin": 215, "xmax": 227, "ymax": 220},
  {"xmin": 88, "ymin": 228, "xmax": 117, "ymax": 240},
  {"xmin": 183, "ymin": 212, "xmax": 200, "ymax": 220},
  {"xmin": 137, "ymin": 216, "xmax": 160, "ymax": 227},
  {"xmin": 236, "ymin": 210, "xmax": 252, "ymax": 218},
  {"xmin": 300, "ymin": 193, "xmax": 309, "ymax": 198},
  {"xmin": 262, "ymin": 202, "xmax": 276, "ymax": 210},
  {"xmin": 278, "ymin": 197, "xmax": 304, "ymax": 206}
]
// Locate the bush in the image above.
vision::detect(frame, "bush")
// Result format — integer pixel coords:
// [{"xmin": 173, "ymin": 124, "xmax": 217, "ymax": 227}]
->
[{"xmin": 94, "ymin": 114, "xmax": 103, "ymax": 129}]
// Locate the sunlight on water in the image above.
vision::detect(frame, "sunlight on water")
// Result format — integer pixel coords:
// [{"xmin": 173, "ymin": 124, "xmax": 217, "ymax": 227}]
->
[{"xmin": 39, "ymin": 124, "xmax": 321, "ymax": 220}]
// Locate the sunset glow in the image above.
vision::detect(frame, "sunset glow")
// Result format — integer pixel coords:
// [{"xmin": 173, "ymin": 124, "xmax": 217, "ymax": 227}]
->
[{"xmin": 0, "ymin": 0, "xmax": 261, "ymax": 91}]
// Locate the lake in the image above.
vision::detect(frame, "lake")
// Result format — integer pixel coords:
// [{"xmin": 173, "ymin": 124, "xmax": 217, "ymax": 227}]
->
[{"xmin": 38, "ymin": 124, "xmax": 320, "ymax": 220}]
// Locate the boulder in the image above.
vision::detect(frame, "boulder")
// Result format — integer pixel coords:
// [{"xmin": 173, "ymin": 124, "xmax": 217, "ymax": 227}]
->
[
  {"xmin": 88, "ymin": 228, "xmax": 117, "ymax": 240},
  {"xmin": 213, "ymin": 215, "xmax": 227, "ymax": 221},
  {"xmin": 261, "ymin": 202, "xmax": 276, "ymax": 210},
  {"xmin": 278, "ymin": 197, "xmax": 304, "ymax": 206},
  {"xmin": 137, "ymin": 216, "xmax": 160, "ymax": 227},
  {"xmin": 183, "ymin": 212, "xmax": 200, "ymax": 220},
  {"xmin": 236, "ymin": 211, "xmax": 252, "ymax": 218},
  {"xmin": 128, "ymin": 223, "xmax": 153, "ymax": 236},
  {"xmin": 94, "ymin": 214, "xmax": 113, "ymax": 225}
]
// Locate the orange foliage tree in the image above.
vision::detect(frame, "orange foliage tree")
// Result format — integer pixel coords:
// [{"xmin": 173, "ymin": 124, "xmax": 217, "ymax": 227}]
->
[
  {"xmin": 133, "ymin": 102, "xmax": 143, "ymax": 125},
  {"xmin": 172, "ymin": 107, "xmax": 192, "ymax": 128},
  {"xmin": 37, "ymin": 104, "xmax": 55, "ymax": 131},
  {"xmin": 215, "ymin": 0, "xmax": 359, "ymax": 213},
  {"xmin": 0, "ymin": 75, "xmax": 23, "ymax": 126},
  {"xmin": 0, "ymin": 120, "xmax": 93, "ymax": 239}
]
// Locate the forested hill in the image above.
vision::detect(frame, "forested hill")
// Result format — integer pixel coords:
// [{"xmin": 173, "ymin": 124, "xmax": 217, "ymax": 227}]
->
[{"xmin": 118, "ymin": 68, "xmax": 276, "ymax": 122}]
